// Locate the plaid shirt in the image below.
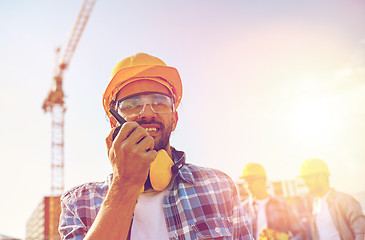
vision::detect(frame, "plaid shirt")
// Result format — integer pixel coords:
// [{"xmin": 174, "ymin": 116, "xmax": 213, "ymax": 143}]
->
[{"xmin": 59, "ymin": 148, "xmax": 253, "ymax": 239}]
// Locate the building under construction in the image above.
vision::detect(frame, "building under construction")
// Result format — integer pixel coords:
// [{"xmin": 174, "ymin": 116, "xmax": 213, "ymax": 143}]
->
[{"xmin": 26, "ymin": 196, "xmax": 61, "ymax": 240}]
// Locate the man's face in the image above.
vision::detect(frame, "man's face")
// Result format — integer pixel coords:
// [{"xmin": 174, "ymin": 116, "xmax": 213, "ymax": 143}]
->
[
  {"xmin": 243, "ymin": 177, "xmax": 266, "ymax": 197},
  {"xmin": 303, "ymin": 174, "xmax": 321, "ymax": 195},
  {"xmin": 116, "ymin": 92, "xmax": 177, "ymax": 151}
]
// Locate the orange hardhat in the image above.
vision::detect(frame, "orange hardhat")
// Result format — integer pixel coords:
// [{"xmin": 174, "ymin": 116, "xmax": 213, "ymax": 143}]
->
[
  {"xmin": 102, "ymin": 53, "xmax": 183, "ymax": 119},
  {"xmin": 240, "ymin": 163, "xmax": 267, "ymax": 179},
  {"xmin": 300, "ymin": 158, "xmax": 330, "ymax": 177}
]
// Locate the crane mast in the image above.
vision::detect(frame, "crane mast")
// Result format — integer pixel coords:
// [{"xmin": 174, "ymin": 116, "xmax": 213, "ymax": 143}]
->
[{"xmin": 43, "ymin": 0, "xmax": 96, "ymax": 196}]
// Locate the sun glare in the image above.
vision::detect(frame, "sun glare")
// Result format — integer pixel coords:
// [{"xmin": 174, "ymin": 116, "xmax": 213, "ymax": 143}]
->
[{"xmin": 292, "ymin": 100, "xmax": 333, "ymax": 138}]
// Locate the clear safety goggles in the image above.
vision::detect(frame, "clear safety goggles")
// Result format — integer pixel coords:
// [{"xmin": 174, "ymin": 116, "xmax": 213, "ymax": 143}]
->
[{"xmin": 116, "ymin": 93, "xmax": 175, "ymax": 118}]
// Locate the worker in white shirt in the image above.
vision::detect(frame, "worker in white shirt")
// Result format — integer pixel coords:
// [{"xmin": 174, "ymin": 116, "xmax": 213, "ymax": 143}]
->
[{"xmin": 300, "ymin": 158, "xmax": 365, "ymax": 240}]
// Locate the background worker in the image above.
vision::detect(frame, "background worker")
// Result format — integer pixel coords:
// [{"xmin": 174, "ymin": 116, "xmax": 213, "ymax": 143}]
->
[
  {"xmin": 58, "ymin": 53, "xmax": 253, "ymax": 239},
  {"xmin": 300, "ymin": 158, "xmax": 365, "ymax": 240},
  {"xmin": 241, "ymin": 163, "xmax": 306, "ymax": 240}
]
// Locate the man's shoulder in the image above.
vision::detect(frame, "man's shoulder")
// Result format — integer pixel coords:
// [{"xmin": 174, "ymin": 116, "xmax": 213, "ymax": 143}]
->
[
  {"xmin": 266, "ymin": 196, "xmax": 294, "ymax": 212},
  {"xmin": 172, "ymin": 148, "xmax": 232, "ymax": 181},
  {"xmin": 184, "ymin": 163, "xmax": 233, "ymax": 181},
  {"xmin": 61, "ymin": 175, "xmax": 111, "ymax": 202},
  {"xmin": 330, "ymin": 189, "xmax": 352, "ymax": 197},
  {"xmin": 241, "ymin": 198, "xmax": 250, "ymax": 207},
  {"xmin": 328, "ymin": 189, "xmax": 359, "ymax": 204},
  {"xmin": 181, "ymin": 163, "xmax": 235, "ymax": 190},
  {"xmin": 268, "ymin": 195, "xmax": 288, "ymax": 204}
]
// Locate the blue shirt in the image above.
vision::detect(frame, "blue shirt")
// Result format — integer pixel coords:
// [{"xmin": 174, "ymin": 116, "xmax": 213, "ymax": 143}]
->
[{"xmin": 59, "ymin": 148, "xmax": 253, "ymax": 239}]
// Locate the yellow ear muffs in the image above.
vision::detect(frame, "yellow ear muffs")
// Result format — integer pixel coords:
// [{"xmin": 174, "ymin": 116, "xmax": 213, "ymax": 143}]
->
[{"xmin": 149, "ymin": 149, "xmax": 174, "ymax": 191}]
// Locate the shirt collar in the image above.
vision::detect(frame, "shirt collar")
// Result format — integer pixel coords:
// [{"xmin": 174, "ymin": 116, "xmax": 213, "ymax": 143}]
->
[
  {"xmin": 323, "ymin": 188, "xmax": 335, "ymax": 202},
  {"xmin": 178, "ymin": 166, "xmax": 195, "ymax": 184},
  {"xmin": 171, "ymin": 147, "xmax": 195, "ymax": 184}
]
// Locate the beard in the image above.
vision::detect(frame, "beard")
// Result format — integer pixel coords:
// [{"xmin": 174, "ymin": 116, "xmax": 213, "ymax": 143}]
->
[
  {"xmin": 154, "ymin": 127, "xmax": 172, "ymax": 150},
  {"xmin": 137, "ymin": 119, "xmax": 173, "ymax": 151}
]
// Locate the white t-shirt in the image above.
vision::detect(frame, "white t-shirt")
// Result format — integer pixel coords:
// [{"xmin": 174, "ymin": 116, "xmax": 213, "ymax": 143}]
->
[
  {"xmin": 314, "ymin": 192, "xmax": 341, "ymax": 240},
  {"xmin": 252, "ymin": 197, "xmax": 269, "ymax": 240},
  {"xmin": 131, "ymin": 190, "xmax": 169, "ymax": 240}
]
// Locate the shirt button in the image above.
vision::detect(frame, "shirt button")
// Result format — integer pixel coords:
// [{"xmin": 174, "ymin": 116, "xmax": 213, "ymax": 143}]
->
[{"xmin": 215, "ymin": 227, "xmax": 221, "ymax": 233}]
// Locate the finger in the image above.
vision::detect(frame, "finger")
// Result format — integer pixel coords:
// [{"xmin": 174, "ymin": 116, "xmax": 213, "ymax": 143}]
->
[
  {"xmin": 144, "ymin": 149, "xmax": 157, "ymax": 163},
  {"xmin": 113, "ymin": 122, "xmax": 140, "ymax": 144},
  {"xmin": 106, "ymin": 122, "xmax": 140, "ymax": 153},
  {"xmin": 127, "ymin": 125, "xmax": 151, "ymax": 146},
  {"xmin": 105, "ymin": 127, "xmax": 116, "ymax": 151},
  {"xmin": 135, "ymin": 135, "xmax": 155, "ymax": 152}
]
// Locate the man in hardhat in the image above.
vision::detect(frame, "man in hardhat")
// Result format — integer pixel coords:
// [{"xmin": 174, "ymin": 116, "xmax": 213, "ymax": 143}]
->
[
  {"xmin": 58, "ymin": 53, "xmax": 253, "ymax": 239},
  {"xmin": 240, "ymin": 163, "xmax": 306, "ymax": 240},
  {"xmin": 300, "ymin": 158, "xmax": 365, "ymax": 240}
]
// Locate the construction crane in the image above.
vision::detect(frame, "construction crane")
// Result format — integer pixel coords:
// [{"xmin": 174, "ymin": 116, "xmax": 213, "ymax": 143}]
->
[{"xmin": 42, "ymin": 0, "xmax": 96, "ymax": 196}]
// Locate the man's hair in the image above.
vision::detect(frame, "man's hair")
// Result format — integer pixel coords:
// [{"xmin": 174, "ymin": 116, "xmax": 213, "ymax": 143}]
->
[{"xmin": 110, "ymin": 99, "xmax": 117, "ymax": 111}]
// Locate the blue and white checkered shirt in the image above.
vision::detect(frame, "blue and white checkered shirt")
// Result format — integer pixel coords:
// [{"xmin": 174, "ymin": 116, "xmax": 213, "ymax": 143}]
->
[{"xmin": 59, "ymin": 148, "xmax": 253, "ymax": 239}]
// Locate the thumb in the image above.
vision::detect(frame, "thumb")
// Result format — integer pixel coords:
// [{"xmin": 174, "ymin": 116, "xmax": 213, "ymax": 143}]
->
[{"xmin": 105, "ymin": 127, "xmax": 115, "ymax": 152}]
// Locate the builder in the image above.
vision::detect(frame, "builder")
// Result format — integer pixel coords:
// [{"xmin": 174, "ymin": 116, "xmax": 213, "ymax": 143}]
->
[
  {"xmin": 240, "ymin": 163, "xmax": 306, "ymax": 240},
  {"xmin": 58, "ymin": 53, "xmax": 253, "ymax": 239},
  {"xmin": 300, "ymin": 158, "xmax": 365, "ymax": 240}
]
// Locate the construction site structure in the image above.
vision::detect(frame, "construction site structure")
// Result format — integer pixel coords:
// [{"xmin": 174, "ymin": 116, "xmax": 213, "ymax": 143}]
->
[
  {"xmin": 26, "ymin": 196, "xmax": 61, "ymax": 240},
  {"xmin": 237, "ymin": 178, "xmax": 303, "ymax": 200},
  {"xmin": 42, "ymin": 0, "xmax": 96, "ymax": 196}
]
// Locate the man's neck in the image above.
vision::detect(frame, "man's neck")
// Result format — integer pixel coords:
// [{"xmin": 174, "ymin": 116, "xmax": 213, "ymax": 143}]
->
[
  {"xmin": 316, "ymin": 186, "xmax": 331, "ymax": 198},
  {"xmin": 164, "ymin": 143, "xmax": 172, "ymax": 158},
  {"xmin": 253, "ymin": 191, "xmax": 269, "ymax": 200}
]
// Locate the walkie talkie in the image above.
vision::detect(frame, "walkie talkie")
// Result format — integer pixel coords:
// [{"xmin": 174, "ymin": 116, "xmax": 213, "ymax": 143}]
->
[
  {"xmin": 109, "ymin": 108, "xmax": 127, "ymax": 140},
  {"xmin": 109, "ymin": 108, "xmax": 185, "ymax": 192}
]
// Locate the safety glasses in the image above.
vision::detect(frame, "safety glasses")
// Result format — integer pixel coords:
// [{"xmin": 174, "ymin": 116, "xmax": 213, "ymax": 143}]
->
[{"xmin": 116, "ymin": 93, "xmax": 174, "ymax": 118}]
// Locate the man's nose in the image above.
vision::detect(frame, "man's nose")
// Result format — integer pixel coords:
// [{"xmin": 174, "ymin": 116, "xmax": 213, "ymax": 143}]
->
[{"xmin": 140, "ymin": 104, "xmax": 155, "ymax": 117}]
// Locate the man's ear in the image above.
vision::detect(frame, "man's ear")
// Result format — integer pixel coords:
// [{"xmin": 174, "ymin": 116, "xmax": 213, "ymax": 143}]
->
[
  {"xmin": 109, "ymin": 116, "xmax": 117, "ymax": 128},
  {"xmin": 171, "ymin": 111, "xmax": 178, "ymax": 131}
]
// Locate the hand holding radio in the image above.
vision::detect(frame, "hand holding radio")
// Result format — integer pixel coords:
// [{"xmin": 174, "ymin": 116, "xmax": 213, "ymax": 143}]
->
[
  {"xmin": 107, "ymin": 109, "xmax": 184, "ymax": 192},
  {"xmin": 106, "ymin": 109, "xmax": 157, "ymax": 188}
]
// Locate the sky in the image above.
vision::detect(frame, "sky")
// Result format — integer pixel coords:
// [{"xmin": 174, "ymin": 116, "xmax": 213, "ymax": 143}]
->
[{"xmin": 1, "ymin": 0, "xmax": 365, "ymax": 238}]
